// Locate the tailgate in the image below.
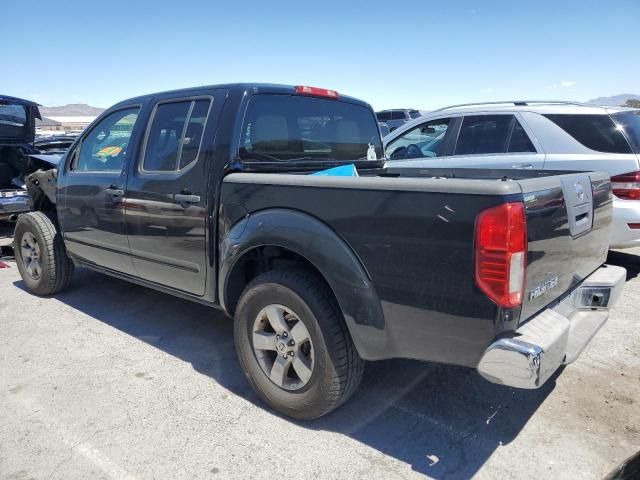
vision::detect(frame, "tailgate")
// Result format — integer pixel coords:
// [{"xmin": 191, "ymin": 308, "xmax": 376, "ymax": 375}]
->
[{"xmin": 520, "ymin": 172, "xmax": 612, "ymax": 321}]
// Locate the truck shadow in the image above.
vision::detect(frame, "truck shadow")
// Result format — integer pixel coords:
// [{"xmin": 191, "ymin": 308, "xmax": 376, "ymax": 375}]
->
[
  {"xmin": 14, "ymin": 269, "xmax": 559, "ymax": 479},
  {"xmin": 608, "ymin": 250, "xmax": 640, "ymax": 281}
]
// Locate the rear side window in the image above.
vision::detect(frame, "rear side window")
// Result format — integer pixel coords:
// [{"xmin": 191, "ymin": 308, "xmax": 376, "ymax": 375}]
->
[
  {"xmin": 142, "ymin": 98, "xmax": 212, "ymax": 172},
  {"xmin": 544, "ymin": 114, "xmax": 632, "ymax": 154},
  {"xmin": 376, "ymin": 111, "xmax": 391, "ymax": 121},
  {"xmin": 240, "ymin": 95, "xmax": 383, "ymax": 162},
  {"xmin": 611, "ymin": 111, "xmax": 640, "ymax": 152},
  {"xmin": 455, "ymin": 115, "xmax": 535, "ymax": 155},
  {"xmin": 391, "ymin": 110, "xmax": 407, "ymax": 120}
]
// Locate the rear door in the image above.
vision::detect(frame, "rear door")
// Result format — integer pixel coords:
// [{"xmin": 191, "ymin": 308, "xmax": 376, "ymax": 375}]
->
[
  {"xmin": 124, "ymin": 90, "xmax": 225, "ymax": 295},
  {"xmin": 58, "ymin": 106, "xmax": 142, "ymax": 274}
]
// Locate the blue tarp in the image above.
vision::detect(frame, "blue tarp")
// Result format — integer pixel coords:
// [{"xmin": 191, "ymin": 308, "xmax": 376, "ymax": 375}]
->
[{"xmin": 311, "ymin": 164, "xmax": 358, "ymax": 177}]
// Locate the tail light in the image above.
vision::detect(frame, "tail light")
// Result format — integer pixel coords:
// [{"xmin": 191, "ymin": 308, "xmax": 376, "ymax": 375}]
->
[
  {"xmin": 295, "ymin": 85, "xmax": 339, "ymax": 99},
  {"xmin": 475, "ymin": 202, "xmax": 527, "ymax": 308},
  {"xmin": 611, "ymin": 171, "xmax": 640, "ymax": 200}
]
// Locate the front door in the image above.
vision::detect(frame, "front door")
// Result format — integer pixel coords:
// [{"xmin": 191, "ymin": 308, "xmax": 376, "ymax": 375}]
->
[
  {"xmin": 124, "ymin": 92, "xmax": 223, "ymax": 295},
  {"xmin": 58, "ymin": 106, "xmax": 142, "ymax": 275}
]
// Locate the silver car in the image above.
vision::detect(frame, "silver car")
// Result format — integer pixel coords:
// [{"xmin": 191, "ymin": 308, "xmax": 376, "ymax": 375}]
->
[{"xmin": 384, "ymin": 101, "xmax": 640, "ymax": 249}]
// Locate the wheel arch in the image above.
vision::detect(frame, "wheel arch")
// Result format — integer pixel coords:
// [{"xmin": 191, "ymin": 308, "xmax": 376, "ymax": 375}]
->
[{"xmin": 218, "ymin": 208, "xmax": 385, "ymax": 358}]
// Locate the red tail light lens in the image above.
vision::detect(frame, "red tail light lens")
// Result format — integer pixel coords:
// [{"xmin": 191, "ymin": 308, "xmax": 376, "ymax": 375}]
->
[
  {"xmin": 295, "ymin": 85, "xmax": 339, "ymax": 99},
  {"xmin": 611, "ymin": 171, "xmax": 640, "ymax": 200},
  {"xmin": 475, "ymin": 202, "xmax": 527, "ymax": 308}
]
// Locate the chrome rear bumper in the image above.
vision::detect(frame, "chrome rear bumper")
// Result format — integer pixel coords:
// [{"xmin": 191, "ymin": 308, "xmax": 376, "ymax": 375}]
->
[{"xmin": 477, "ymin": 264, "xmax": 626, "ymax": 389}]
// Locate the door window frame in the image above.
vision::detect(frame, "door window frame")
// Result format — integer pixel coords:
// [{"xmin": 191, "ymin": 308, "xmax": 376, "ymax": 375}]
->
[
  {"xmin": 66, "ymin": 104, "xmax": 142, "ymax": 175},
  {"xmin": 138, "ymin": 95, "xmax": 213, "ymax": 176}
]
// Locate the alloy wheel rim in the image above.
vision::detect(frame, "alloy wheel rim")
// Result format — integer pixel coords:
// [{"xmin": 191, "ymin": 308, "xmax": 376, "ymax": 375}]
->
[
  {"xmin": 20, "ymin": 232, "xmax": 42, "ymax": 280},
  {"xmin": 252, "ymin": 304, "xmax": 314, "ymax": 391}
]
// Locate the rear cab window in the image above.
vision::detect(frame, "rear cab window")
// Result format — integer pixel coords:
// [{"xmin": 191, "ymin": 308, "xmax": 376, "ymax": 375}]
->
[
  {"xmin": 544, "ymin": 114, "xmax": 633, "ymax": 153},
  {"xmin": 239, "ymin": 95, "xmax": 383, "ymax": 164}
]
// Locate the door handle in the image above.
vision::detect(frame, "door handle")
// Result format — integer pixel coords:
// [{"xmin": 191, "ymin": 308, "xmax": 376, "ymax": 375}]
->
[
  {"xmin": 174, "ymin": 193, "xmax": 201, "ymax": 204},
  {"xmin": 105, "ymin": 186, "xmax": 124, "ymax": 196},
  {"xmin": 512, "ymin": 163, "xmax": 534, "ymax": 169}
]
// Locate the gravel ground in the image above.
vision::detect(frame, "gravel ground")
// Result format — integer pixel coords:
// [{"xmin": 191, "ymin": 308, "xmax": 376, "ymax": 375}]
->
[{"xmin": 0, "ymin": 222, "xmax": 639, "ymax": 479}]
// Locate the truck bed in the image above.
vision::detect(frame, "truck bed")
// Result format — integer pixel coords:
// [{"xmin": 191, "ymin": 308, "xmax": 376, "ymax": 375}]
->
[{"xmin": 220, "ymin": 168, "xmax": 611, "ymax": 366}]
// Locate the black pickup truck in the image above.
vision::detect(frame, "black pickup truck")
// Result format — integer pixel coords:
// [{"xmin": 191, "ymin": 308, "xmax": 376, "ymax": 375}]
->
[{"xmin": 14, "ymin": 83, "xmax": 625, "ymax": 419}]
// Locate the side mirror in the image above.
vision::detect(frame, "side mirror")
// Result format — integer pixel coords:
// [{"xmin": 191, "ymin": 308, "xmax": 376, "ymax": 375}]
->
[{"xmin": 378, "ymin": 122, "xmax": 390, "ymax": 137}]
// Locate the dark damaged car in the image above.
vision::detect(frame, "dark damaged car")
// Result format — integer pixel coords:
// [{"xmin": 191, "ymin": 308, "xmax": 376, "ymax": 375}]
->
[{"xmin": 0, "ymin": 95, "xmax": 62, "ymax": 221}]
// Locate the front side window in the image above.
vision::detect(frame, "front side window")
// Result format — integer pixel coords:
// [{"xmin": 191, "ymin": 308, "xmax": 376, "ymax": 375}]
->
[
  {"xmin": 74, "ymin": 107, "xmax": 139, "ymax": 172},
  {"xmin": 544, "ymin": 114, "xmax": 632, "ymax": 154},
  {"xmin": 239, "ymin": 95, "xmax": 383, "ymax": 163},
  {"xmin": 611, "ymin": 111, "xmax": 640, "ymax": 152},
  {"xmin": 142, "ymin": 98, "xmax": 212, "ymax": 172},
  {"xmin": 386, "ymin": 118, "xmax": 451, "ymax": 160},
  {"xmin": 391, "ymin": 110, "xmax": 407, "ymax": 120}
]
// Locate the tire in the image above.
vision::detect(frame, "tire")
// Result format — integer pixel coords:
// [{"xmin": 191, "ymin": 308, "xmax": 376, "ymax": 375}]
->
[
  {"xmin": 14, "ymin": 211, "xmax": 74, "ymax": 295},
  {"xmin": 234, "ymin": 268, "xmax": 365, "ymax": 420}
]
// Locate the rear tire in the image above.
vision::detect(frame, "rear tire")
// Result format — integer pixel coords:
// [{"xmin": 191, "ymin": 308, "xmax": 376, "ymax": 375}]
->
[
  {"xmin": 234, "ymin": 268, "xmax": 364, "ymax": 420},
  {"xmin": 14, "ymin": 212, "xmax": 74, "ymax": 295}
]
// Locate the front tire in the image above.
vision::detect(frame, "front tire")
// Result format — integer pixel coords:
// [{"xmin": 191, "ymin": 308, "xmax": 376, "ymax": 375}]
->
[
  {"xmin": 234, "ymin": 269, "xmax": 364, "ymax": 420},
  {"xmin": 14, "ymin": 212, "xmax": 74, "ymax": 295}
]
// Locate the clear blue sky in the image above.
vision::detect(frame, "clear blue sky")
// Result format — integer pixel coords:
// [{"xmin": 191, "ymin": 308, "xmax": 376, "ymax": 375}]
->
[{"xmin": 2, "ymin": 0, "xmax": 639, "ymax": 110}]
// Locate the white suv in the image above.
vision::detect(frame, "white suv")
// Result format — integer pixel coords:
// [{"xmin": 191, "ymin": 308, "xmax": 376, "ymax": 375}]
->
[{"xmin": 384, "ymin": 101, "xmax": 640, "ymax": 249}]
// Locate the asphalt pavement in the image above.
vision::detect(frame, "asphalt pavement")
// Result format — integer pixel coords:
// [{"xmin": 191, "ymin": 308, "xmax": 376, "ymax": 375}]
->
[{"xmin": 1, "ymin": 222, "xmax": 638, "ymax": 479}]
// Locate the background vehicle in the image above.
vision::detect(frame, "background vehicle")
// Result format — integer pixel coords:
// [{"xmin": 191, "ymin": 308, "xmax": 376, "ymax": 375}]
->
[
  {"xmin": 1, "ymin": 95, "xmax": 67, "ymax": 221},
  {"xmin": 375, "ymin": 108, "xmax": 423, "ymax": 131},
  {"xmin": 383, "ymin": 101, "xmax": 640, "ymax": 248},
  {"xmin": 378, "ymin": 121, "xmax": 390, "ymax": 137},
  {"xmin": 14, "ymin": 84, "xmax": 624, "ymax": 420}
]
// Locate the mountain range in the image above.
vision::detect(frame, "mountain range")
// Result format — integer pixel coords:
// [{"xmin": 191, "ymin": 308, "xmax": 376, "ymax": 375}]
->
[
  {"xmin": 586, "ymin": 94, "xmax": 640, "ymax": 106},
  {"xmin": 39, "ymin": 104, "xmax": 106, "ymax": 117},
  {"xmin": 39, "ymin": 94, "xmax": 640, "ymax": 117}
]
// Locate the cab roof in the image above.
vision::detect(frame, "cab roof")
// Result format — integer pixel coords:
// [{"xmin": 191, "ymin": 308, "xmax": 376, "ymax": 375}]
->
[{"xmin": 112, "ymin": 83, "xmax": 371, "ymax": 110}]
